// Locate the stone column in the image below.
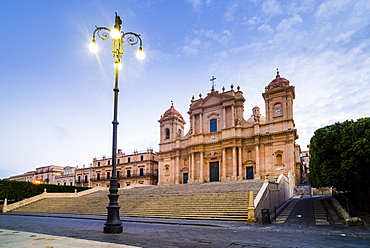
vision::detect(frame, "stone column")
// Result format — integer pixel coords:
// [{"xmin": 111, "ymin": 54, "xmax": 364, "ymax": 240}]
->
[
  {"xmin": 255, "ymin": 142, "xmax": 261, "ymax": 179},
  {"xmin": 222, "ymin": 148, "xmax": 227, "ymax": 181},
  {"xmin": 200, "ymin": 114, "xmax": 203, "ymax": 133},
  {"xmin": 232, "ymin": 146, "xmax": 237, "ymax": 179},
  {"xmin": 175, "ymin": 155, "xmax": 180, "ymax": 184},
  {"xmin": 191, "ymin": 115, "xmax": 195, "ymax": 134},
  {"xmin": 189, "ymin": 152, "xmax": 195, "ymax": 184},
  {"xmin": 222, "ymin": 107, "xmax": 226, "ymax": 129},
  {"xmin": 231, "ymin": 105, "xmax": 235, "ymax": 127},
  {"xmin": 199, "ymin": 151, "xmax": 204, "ymax": 183},
  {"xmin": 238, "ymin": 146, "xmax": 243, "ymax": 180}
]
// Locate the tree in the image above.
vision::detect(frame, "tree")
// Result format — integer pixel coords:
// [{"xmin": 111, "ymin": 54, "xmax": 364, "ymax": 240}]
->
[{"xmin": 309, "ymin": 118, "xmax": 370, "ymax": 211}]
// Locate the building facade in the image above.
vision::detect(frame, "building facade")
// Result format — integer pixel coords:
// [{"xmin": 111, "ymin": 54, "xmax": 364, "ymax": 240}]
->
[
  {"xmin": 8, "ymin": 149, "xmax": 158, "ymax": 188},
  {"xmin": 158, "ymin": 71, "xmax": 302, "ymax": 185},
  {"xmin": 78, "ymin": 148, "xmax": 158, "ymax": 188},
  {"xmin": 55, "ymin": 166, "xmax": 76, "ymax": 186},
  {"xmin": 8, "ymin": 165, "xmax": 67, "ymax": 185}
]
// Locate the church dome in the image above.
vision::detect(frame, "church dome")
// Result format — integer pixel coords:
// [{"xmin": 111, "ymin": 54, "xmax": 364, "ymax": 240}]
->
[
  {"xmin": 267, "ymin": 70, "xmax": 290, "ymax": 90},
  {"xmin": 163, "ymin": 103, "xmax": 184, "ymax": 120}
]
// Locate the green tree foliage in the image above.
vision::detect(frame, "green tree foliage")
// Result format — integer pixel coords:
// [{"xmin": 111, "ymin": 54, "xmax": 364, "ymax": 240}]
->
[
  {"xmin": 310, "ymin": 117, "xmax": 370, "ymax": 191},
  {"xmin": 0, "ymin": 180, "xmax": 90, "ymax": 201}
]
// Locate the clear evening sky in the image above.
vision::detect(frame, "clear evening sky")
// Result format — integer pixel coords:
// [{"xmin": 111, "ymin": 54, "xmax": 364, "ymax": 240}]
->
[{"xmin": 1, "ymin": 0, "xmax": 369, "ymax": 178}]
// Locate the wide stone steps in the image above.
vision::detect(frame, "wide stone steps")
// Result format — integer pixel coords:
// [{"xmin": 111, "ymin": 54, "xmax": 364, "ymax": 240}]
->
[{"xmin": 11, "ymin": 180, "xmax": 263, "ymax": 222}]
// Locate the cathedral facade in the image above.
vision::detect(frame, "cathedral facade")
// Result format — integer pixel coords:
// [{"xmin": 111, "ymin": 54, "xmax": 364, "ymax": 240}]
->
[{"xmin": 158, "ymin": 71, "xmax": 302, "ymax": 185}]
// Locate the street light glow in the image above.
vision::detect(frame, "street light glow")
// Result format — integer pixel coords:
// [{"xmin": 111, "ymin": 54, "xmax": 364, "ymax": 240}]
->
[
  {"xmin": 110, "ymin": 28, "xmax": 121, "ymax": 39},
  {"xmin": 115, "ymin": 62, "xmax": 123, "ymax": 70},
  {"xmin": 136, "ymin": 47, "xmax": 145, "ymax": 60},
  {"xmin": 89, "ymin": 41, "xmax": 98, "ymax": 53}
]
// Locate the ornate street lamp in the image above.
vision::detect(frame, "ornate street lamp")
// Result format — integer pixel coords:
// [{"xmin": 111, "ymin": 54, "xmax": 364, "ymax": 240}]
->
[{"xmin": 89, "ymin": 12, "xmax": 144, "ymax": 234}]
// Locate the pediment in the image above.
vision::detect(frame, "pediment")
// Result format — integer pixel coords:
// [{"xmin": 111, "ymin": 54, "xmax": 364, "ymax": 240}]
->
[
  {"xmin": 243, "ymin": 159, "xmax": 256, "ymax": 165},
  {"xmin": 190, "ymin": 94, "xmax": 222, "ymax": 110},
  {"xmin": 203, "ymin": 94, "xmax": 222, "ymax": 107}
]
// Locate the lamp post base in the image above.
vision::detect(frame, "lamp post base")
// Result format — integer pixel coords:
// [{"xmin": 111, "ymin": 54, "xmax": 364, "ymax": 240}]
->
[
  {"xmin": 104, "ymin": 224, "xmax": 123, "ymax": 234},
  {"xmin": 104, "ymin": 178, "xmax": 123, "ymax": 234},
  {"xmin": 104, "ymin": 204, "xmax": 123, "ymax": 233}
]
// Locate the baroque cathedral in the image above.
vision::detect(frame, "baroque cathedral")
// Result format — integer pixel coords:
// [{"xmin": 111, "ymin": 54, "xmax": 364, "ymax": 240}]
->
[{"xmin": 158, "ymin": 71, "xmax": 302, "ymax": 185}]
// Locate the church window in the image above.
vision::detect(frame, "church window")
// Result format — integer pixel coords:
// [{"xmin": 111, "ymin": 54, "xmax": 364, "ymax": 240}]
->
[
  {"xmin": 276, "ymin": 154, "xmax": 282, "ymax": 164},
  {"xmin": 97, "ymin": 173, "xmax": 100, "ymax": 180},
  {"xmin": 165, "ymin": 128, "xmax": 170, "ymax": 139},
  {"xmin": 107, "ymin": 172, "xmax": 110, "ymax": 179},
  {"xmin": 140, "ymin": 155, "xmax": 144, "ymax": 161},
  {"xmin": 108, "ymin": 160, "xmax": 110, "ymax": 165},
  {"xmin": 84, "ymin": 175, "xmax": 88, "ymax": 182},
  {"xmin": 78, "ymin": 176, "xmax": 81, "ymax": 183},
  {"xmin": 140, "ymin": 168, "xmax": 144, "ymax": 176},
  {"xmin": 117, "ymin": 171, "xmax": 120, "ymax": 178},
  {"xmin": 210, "ymin": 119, "xmax": 217, "ymax": 133},
  {"xmin": 127, "ymin": 170, "xmax": 131, "ymax": 177},
  {"xmin": 128, "ymin": 157, "xmax": 131, "ymax": 163},
  {"xmin": 117, "ymin": 159, "xmax": 120, "ymax": 164},
  {"xmin": 98, "ymin": 162, "xmax": 100, "ymax": 167}
]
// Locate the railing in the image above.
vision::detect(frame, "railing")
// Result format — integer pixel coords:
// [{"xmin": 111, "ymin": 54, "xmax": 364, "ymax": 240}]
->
[
  {"xmin": 332, "ymin": 192, "xmax": 357, "ymax": 217},
  {"xmin": 253, "ymin": 173, "xmax": 291, "ymax": 222},
  {"xmin": 2, "ymin": 187, "xmax": 107, "ymax": 213},
  {"xmin": 75, "ymin": 181, "xmax": 90, "ymax": 186},
  {"xmin": 93, "ymin": 148, "xmax": 156, "ymax": 160}
]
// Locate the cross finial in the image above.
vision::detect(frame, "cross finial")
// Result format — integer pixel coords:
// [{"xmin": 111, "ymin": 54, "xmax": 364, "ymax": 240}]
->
[
  {"xmin": 210, "ymin": 76, "xmax": 217, "ymax": 90},
  {"xmin": 171, "ymin": 100, "xmax": 173, "ymax": 107},
  {"xmin": 276, "ymin": 68, "xmax": 280, "ymax": 77}
]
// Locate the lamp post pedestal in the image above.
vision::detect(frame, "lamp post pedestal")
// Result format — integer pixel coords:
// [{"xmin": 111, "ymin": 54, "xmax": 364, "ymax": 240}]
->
[{"xmin": 104, "ymin": 178, "xmax": 123, "ymax": 233}]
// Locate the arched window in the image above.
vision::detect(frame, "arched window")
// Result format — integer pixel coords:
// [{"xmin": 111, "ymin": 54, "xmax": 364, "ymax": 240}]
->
[
  {"xmin": 165, "ymin": 128, "xmax": 170, "ymax": 139},
  {"xmin": 210, "ymin": 119, "xmax": 217, "ymax": 133}
]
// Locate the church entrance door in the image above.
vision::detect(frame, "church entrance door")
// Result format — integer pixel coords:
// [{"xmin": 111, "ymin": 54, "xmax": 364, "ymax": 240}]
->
[
  {"xmin": 183, "ymin": 173, "xmax": 188, "ymax": 184},
  {"xmin": 246, "ymin": 166, "xmax": 254, "ymax": 179},
  {"xmin": 210, "ymin": 162, "xmax": 219, "ymax": 182}
]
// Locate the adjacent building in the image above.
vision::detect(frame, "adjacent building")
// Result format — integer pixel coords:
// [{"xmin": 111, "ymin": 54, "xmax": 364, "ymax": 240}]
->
[
  {"xmin": 8, "ymin": 165, "xmax": 67, "ymax": 185},
  {"xmin": 83, "ymin": 148, "xmax": 158, "ymax": 188}
]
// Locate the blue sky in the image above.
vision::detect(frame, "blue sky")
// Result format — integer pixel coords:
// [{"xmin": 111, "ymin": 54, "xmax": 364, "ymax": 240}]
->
[{"xmin": 1, "ymin": 0, "xmax": 369, "ymax": 178}]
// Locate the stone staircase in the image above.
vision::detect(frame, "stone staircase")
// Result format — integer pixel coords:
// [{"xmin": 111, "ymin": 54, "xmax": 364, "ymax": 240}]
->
[{"xmin": 10, "ymin": 180, "xmax": 264, "ymax": 222}]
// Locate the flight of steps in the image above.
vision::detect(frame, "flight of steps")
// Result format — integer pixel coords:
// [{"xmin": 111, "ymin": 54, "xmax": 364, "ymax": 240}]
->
[{"xmin": 10, "ymin": 180, "xmax": 264, "ymax": 222}]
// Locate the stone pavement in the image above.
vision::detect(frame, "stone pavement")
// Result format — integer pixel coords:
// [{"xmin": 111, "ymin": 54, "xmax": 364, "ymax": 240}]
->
[
  {"xmin": 1, "ymin": 210, "xmax": 370, "ymax": 247},
  {"xmin": 0, "ymin": 228, "xmax": 138, "ymax": 248}
]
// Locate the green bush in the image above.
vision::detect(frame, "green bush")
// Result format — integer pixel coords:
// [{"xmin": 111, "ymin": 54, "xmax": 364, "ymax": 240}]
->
[{"xmin": 0, "ymin": 180, "xmax": 90, "ymax": 201}]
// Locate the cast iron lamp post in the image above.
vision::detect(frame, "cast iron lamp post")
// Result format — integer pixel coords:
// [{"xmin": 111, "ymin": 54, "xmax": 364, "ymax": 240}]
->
[{"xmin": 89, "ymin": 12, "xmax": 144, "ymax": 234}]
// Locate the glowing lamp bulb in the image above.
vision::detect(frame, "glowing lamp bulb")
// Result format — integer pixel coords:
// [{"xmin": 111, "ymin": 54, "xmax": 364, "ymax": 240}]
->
[
  {"xmin": 115, "ymin": 62, "xmax": 123, "ymax": 70},
  {"xmin": 136, "ymin": 47, "xmax": 145, "ymax": 60},
  {"xmin": 89, "ymin": 41, "xmax": 98, "ymax": 53},
  {"xmin": 110, "ymin": 28, "xmax": 121, "ymax": 39}
]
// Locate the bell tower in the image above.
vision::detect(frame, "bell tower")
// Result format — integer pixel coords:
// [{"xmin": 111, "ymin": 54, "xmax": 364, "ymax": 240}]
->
[
  {"xmin": 262, "ymin": 70, "xmax": 295, "ymax": 126},
  {"xmin": 158, "ymin": 102, "xmax": 185, "ymax": 150}
]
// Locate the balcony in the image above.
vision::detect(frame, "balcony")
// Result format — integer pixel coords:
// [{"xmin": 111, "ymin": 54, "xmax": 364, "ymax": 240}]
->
[
  {"xmin": 90, "ymin": 173, "xmax": 157, "ymax": 181},
  {"xmin": 75, "ymin": 181, "xmax": 89, "ymax": 187}
]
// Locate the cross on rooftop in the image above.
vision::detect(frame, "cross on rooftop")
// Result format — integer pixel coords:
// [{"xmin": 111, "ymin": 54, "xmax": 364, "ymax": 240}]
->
[{"xmin": 210, "ymin": 76, "xmax": 217, "ymax": 89}]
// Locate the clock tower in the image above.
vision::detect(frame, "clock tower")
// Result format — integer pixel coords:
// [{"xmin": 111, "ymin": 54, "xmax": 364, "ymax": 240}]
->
[{"xmin": 262, "ymin": 70, "xmax": 295, "ymax": 128}]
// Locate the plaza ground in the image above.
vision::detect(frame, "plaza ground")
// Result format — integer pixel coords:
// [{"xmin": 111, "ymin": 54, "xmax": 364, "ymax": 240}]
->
[{"xmin": 1, "ymin": 196, "xmax": 370, "ymax": 247}]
